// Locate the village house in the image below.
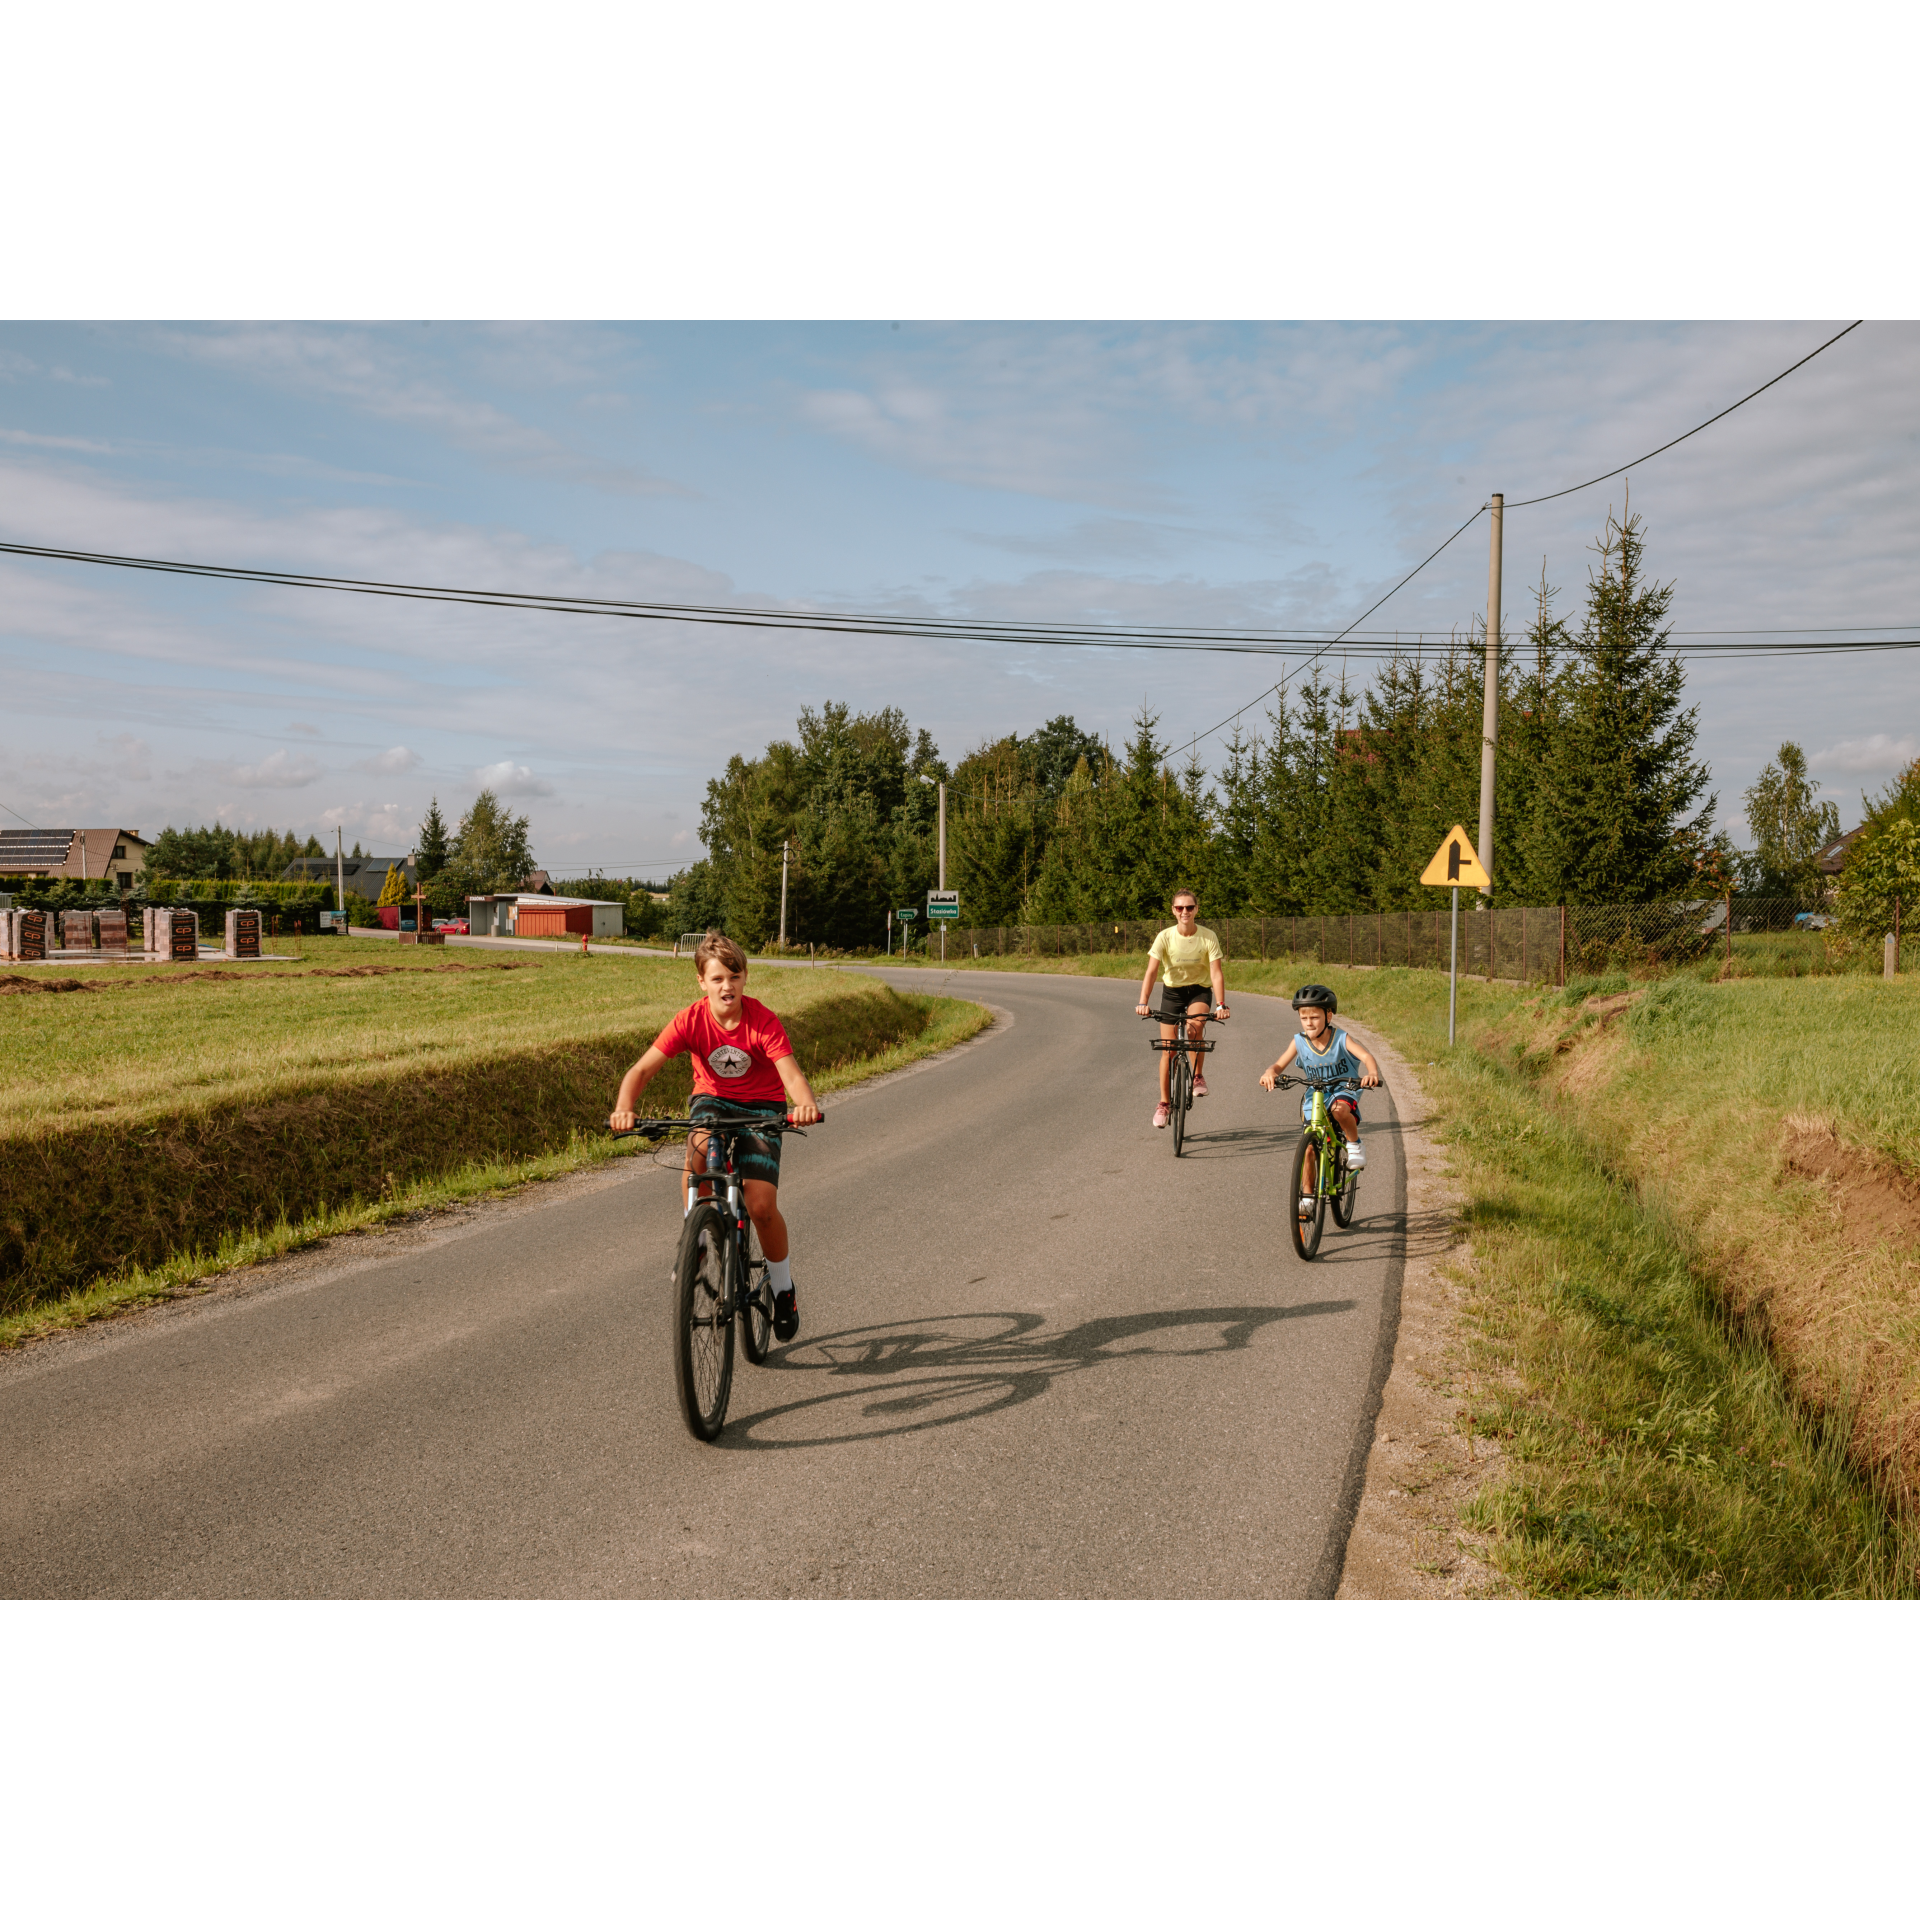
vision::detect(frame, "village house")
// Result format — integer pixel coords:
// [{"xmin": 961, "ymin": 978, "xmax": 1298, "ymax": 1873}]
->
[{"xmin": 0, "ymin": 828, "xmax": 151, "ymax": 890}]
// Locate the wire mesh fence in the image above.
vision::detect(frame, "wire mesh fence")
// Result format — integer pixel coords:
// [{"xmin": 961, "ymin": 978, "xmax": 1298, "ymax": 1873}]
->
[{"xmin": 939, "ymin": 895, "xmax": 1842, "ymax": 984}]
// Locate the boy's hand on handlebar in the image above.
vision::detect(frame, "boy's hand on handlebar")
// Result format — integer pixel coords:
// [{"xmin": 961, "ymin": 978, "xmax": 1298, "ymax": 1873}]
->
[
  {"xmin": 788, "ymin": 1099, "xmax": 822, "ymax": 1126},
  {"xmin": 1361, "ymin": 1069, "xmax": 1381, "ymax": 1088},
  {"xmin": 609, "ymin": 1108, "xmax": 637, "ymax": 1132},
  {"xmin": 1258, "ymin": 1065, "xmax": 1280, "ymax": 1092}
]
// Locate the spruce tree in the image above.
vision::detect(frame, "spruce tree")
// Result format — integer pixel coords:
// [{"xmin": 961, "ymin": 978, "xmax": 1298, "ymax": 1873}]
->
[
  {"xmin": 1528, "ymin": 506, "xmax": 1713, "ymax": 904},
  {"xmin": 416, "ymin": 797, "xmax": 451, "ymax": 883}
]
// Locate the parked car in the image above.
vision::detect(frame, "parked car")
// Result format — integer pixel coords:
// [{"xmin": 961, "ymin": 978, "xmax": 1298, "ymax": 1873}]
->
[
  {"xmin": 1792, "ymin": 912, "xmax": 1833, "ymax": 929},
  {"xmin": 432, "ymin": 918, "xmax": 469, "ymax": 935}
]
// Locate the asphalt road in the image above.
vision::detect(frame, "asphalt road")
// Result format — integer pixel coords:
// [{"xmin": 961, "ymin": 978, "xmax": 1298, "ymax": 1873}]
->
[{"xmin": 0, "ymin": 968, "xmax": 1408, "ymax": 1598}]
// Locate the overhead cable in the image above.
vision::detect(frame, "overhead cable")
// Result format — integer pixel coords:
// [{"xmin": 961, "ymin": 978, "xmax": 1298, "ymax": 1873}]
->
[{"xmin": 1505, "ymin": 320, "xmax": 1864, "ymax": 509}]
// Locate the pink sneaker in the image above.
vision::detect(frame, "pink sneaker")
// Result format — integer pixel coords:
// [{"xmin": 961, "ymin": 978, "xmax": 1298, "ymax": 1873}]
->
[
  {"xmin": 1192, "ymin": 1073, "xmax": 1209, "ymax": 1098},
  {"xmin": 1152, "ymin": 1101, "xmax": 1171, "ymax": 1128}
]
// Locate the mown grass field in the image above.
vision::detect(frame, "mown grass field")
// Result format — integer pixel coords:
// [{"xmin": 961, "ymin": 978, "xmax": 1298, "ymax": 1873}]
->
[
  {"xmin": 0, "ymin": 946, "xmax": 989, "ymax": 1340},
  {"xmin": 879, "ymin": 946, "xmax": 1919, "ymax": 1594}
]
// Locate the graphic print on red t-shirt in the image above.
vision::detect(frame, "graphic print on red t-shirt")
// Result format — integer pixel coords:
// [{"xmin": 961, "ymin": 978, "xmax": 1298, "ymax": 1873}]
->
[{"xmin": 653, "ymin": 995, "xmax": 795, "ymax": 1103}]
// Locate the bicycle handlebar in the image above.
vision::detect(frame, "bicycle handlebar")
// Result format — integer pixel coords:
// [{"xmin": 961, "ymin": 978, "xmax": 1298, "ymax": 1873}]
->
[
  {"xmin": 606, "ymin": 1112, "xmax": 823, "ymax": 1140},
  {"xmin": 1271, "ymin": 1073, "xmax": 1375, "ymax": 1092}
]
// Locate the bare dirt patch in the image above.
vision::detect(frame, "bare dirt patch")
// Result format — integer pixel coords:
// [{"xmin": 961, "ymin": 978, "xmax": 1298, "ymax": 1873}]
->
[{"xmin": 1779, "ymin": 1114, "xmax": 1920, "ymax": 1257}]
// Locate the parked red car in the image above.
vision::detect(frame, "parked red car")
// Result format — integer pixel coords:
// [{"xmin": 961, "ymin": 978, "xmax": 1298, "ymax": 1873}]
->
[{"xmin": 432, "ymin": 918, "xmax": 470, "ymax": 935}]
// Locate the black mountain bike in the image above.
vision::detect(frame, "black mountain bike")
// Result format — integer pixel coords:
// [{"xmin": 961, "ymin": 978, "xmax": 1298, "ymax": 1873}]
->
[
  {"xmin": 608, "ymin": 1111, "xmax": 820, "ymax": 1442},
  {"xmin": 1145, "ymin": 1008, "xmax": 1221, "ymax": 1156},
  {"xmin": 1269, "ymin": 1072, "xmax": 1372, "ymax": 1260}
]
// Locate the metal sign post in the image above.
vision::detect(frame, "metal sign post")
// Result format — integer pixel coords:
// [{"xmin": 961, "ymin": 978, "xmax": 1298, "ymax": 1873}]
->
[{"xmin": 1420, "ymin": 826, "xmax": 1491, "ymax": 1048}]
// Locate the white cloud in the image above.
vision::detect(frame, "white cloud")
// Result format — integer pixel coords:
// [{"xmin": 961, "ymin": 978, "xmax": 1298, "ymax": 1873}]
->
[
  {"xmin": 0, "ymin": 427, "xmax": 114, "ymax": 453},
  {"xmin": 353, "ymin": 745, "xmax": 421, "ymax": 774},
  {"xmin": 154, "ymin": 326, "xmax": 688, "ymax": 498},
  {"xmin": 1810, "ymin": 735, "xmax": 1918, "ymax": 775},
  {"xmin": 225, "ymin": 749, "xmax": 324, "ymax": 789},
  {"xmin": 473, "ymin": 761, "xmax": 555, "ymax": 798}
]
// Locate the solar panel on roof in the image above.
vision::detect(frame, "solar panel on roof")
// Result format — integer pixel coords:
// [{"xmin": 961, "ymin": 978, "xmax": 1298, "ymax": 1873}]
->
[{"xmin": 0, "ymin": 830, "xmax": 77, "ymax": 868}]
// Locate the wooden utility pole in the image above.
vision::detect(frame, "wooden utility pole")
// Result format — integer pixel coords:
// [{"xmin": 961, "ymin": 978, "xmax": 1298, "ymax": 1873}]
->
[
  {"xmin": 778, "ymin": 839, "xmax": 789, "ymax": 949},
  {"xmin": 1477, "ymin": 493, "xmax": 1503, "ymax": 904}
]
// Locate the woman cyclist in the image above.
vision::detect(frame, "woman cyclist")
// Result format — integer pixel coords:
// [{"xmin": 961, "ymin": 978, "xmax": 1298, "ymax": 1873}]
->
[{"xmin": 1135, "ymin": 887, "xmax": 1230, "ymax": 1128}]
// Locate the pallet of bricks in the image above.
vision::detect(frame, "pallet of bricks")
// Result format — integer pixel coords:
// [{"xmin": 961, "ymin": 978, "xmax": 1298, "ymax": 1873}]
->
[
  {"xmin": 1, "ymin": 908, "xmax": 53, "ymax": 960},
  {"xmin": 142, "ymin": 906, "xmax": 202, "ymax": 961}
]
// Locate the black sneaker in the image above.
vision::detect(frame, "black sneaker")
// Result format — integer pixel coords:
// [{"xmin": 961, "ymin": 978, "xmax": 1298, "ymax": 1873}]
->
[{"xmin": 773, "ymin": 1283, "xmax": 799, "ymax": 1342}]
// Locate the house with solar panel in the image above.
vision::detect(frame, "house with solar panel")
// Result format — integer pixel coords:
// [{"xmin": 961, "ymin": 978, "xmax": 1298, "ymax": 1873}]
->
[{"xmin": 0, "ymin": 828, "xmax": 151, "ymax": 891}]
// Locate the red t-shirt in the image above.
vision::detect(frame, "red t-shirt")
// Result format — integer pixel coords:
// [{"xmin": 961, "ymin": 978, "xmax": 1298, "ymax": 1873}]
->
[{"xmin": 653, "ymin": 995, "xmax": 795, "ymax": 1103}]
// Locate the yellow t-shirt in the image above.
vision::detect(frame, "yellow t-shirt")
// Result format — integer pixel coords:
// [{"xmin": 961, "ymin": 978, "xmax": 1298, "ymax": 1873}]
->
[{"xmin": 1149, "ymin": 923, "xmax": 1223, "ymax": 989}]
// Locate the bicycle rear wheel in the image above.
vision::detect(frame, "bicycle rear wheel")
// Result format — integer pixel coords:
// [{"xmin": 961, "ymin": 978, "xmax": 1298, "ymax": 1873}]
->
[
  {"xmin": 1171, "ymin": 1050, "xmax": 1190, "ymax": 1156},
  {"xmin": 738, "ymin": 1218, "xmax": 773, "ymax": 1366},
  {"xmin": 1289, "ymin": 1132, "xmax": 1325, "ymax": 1260},
  {"xmin": 672, "ymin": 1202, "xmax": 735, "ymax": 1441},
  {"xmin": 1332, "ymin": 1141, "xmax": 1358, "ymax": 1229}
]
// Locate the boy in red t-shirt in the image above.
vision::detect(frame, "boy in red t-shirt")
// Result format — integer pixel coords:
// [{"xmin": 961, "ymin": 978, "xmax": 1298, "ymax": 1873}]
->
[{"xmin": 610, "ymin": 932, "xmax": 822, "ymax": 1341}]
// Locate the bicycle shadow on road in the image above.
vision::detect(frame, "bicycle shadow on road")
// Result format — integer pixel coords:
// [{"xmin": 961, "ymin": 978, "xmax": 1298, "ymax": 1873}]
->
[{"xmin": 720, "ymin": 1300, "xmax": 1355, "ymax": 1450}]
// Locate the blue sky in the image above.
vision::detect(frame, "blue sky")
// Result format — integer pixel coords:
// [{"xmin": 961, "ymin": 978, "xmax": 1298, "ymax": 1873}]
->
[{"xmin": 1, "ymin": 320, "xmax": 1914, "ymax": 879}]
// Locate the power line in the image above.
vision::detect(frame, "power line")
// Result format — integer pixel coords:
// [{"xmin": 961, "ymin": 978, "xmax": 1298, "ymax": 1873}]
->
[{"xmin": 1505, "ymin": 321, "xmax": 1864, "ymax": 509}]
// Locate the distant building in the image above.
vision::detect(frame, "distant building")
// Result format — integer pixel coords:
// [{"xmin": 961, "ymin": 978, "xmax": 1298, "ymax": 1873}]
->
[
  {"xmin": 1817, "ymin": 827, "xmax": 1869, "ymax": 877},
  {"xmin": 465, "ymin": 891, "xmax": 623, "ymax": 939},
  {"xmin": 281, "ymin": 854, "xmax": 415, "ymax": 902},
  {"xmin": 0, "ymin": 828, "xmax": 150, "ymax": 890}
]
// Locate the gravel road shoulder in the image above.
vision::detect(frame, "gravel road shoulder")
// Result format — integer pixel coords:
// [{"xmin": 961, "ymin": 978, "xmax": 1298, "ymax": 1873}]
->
[{"xmin": 1332, "ymin": 1017, "xmax": 1513, "ymax": 1599}]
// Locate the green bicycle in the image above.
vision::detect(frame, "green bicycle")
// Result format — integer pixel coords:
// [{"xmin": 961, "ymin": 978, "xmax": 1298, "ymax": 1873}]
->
[{"xmin": 1272, "ymin": 1071, "xmax": 1371, "ymax": 1260}]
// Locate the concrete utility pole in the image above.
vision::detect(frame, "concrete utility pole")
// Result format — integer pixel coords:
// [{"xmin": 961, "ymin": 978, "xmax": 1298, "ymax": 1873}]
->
[
  {"xmin": 335, "ymin": 827, "xmax": 345, "ymax": 913},
  {"xmin": 1476, "ymin": 493, "xmax": 1503, "ymax": 904},
  {"xmin": 778, "ymin": 839, "xmax": 789, "ymax": 949}
]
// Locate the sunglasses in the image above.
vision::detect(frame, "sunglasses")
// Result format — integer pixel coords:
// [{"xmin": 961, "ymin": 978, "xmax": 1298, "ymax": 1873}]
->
[{"xmin": 1173, "ymin": 903, "xmax": 1198, "ymax": 912}]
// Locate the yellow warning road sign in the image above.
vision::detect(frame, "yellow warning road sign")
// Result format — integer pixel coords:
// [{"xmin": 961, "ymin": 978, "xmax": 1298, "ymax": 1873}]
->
[{"xmin": 1421, "ymin": 825, "xmax": 1491, "ymax": 889}]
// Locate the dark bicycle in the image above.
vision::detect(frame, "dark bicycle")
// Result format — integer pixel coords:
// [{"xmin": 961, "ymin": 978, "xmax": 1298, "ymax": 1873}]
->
[
  {"xmin": 608, "ymin": 1111, "xmax": 821, "ymax": 1442},
  {"xmin": 1269, "ymin": 1072, "xmax": 1374, "ymax": 1259},
  {"xmin": 1143, "ymin": 1008, "xmax": 1221, "ymax": 1157}
]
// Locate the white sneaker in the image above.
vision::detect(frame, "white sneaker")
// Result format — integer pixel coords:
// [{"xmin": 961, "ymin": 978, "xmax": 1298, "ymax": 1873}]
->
[
  {"xmin": 1345, "ymin": 1140, "xmax": 1366, "ymax": 1171},
  {"xmin": 1298, "ymin": 1195, "xmax": 1315, "ymax": 1220}
]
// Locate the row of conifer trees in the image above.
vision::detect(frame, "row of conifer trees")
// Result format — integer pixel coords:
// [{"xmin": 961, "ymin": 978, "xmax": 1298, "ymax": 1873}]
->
[{"xmin": 673, "ymin": 507, "xmax": 1740, "ymax": 948}]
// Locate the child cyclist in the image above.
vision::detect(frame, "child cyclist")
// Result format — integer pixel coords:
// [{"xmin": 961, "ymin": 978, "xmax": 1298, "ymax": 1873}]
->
[
  {"xmin": 1259, "ymin": 983, "xmax": 1380, "ymax": 1217},
  {"xmin": 609, "ymin": 932, "xmax": 821, "ymax": 1342}
]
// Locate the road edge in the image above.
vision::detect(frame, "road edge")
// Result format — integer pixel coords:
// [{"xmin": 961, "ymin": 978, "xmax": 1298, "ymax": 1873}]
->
[{"xmin": 1325, "ymin": 1016, "xmax": 1512, "ymax": 1599}]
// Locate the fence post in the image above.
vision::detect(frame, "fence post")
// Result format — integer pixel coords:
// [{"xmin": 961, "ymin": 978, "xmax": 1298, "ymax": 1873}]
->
[
  {"xmin": 1560, "ymin": 903, "xmax": 1567, "ymax": 986},
  {"xmin": 1725, "ymin": 887, "xmax": 1733, "ymax": 966}
]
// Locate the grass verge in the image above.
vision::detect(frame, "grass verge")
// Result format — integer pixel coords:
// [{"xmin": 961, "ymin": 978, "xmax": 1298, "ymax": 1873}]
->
[{"xmin": 0, "ymin": 952, "xmax": 990, "ymax": 1345}]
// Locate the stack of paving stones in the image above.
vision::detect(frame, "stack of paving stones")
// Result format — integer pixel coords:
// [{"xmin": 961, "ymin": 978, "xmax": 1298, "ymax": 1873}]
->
[
  {"xmin": 223, "ymin": 908, "xmax": 262, "ymax": 959},
  {"xmin": 168, "ymin": 909, "xmax": 199, "ymax": 960},
  {"xmin": 59, "ymin": 909, "xmax": 97, "ymax": 953},
  {"xmin": 97, "ymin": 908, "xmax": 130, "ymax": 957},
  {"xmin": 5, "ymin": 910, "xmax": 51, "ymax": 960}
]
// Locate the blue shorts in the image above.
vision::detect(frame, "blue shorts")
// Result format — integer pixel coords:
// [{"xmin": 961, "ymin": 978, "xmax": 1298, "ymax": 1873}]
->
[
  {"xmin": 689, "ymin": 1095, "xmax": 788, "ymax": 1187},
  {"xmin": 1300, "ymin": 1089, "xmax": 1360, "ymax": 1124}
]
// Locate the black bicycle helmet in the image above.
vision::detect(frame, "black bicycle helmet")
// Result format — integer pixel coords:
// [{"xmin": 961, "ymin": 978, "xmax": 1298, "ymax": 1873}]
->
[{"xmin": 1291, "ymin": 982, "xmax": 1338, "ymax": 1014}]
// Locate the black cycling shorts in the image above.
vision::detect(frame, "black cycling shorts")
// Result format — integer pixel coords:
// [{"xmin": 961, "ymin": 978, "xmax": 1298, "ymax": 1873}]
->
[
  {"xmin": 1153, "ymin": 984, "xmax": 1212, "ymax": 1025},
  {"xmin": 688, "ymin": 1095, "xmax": 788, "ymax": 1187}
]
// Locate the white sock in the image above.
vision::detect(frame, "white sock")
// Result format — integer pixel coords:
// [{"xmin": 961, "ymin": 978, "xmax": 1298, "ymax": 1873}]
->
[{"xmin": 768, "ymin": 1256, "xmax": 793, "ymax": 1295}]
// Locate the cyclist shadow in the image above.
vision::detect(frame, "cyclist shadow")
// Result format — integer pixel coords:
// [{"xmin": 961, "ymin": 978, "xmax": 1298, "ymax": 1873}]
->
[{"xmin": 720, "ymin": 1300, "xmax": 1355, "ymax": 1450}]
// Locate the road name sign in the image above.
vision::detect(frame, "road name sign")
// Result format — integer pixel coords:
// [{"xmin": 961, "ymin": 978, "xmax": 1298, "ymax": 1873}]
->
[
  {"xmin": 896, "ymin": 907, "xmax": 918, "ymax": 920},
  {"xmin": 1420, "ymin": 825, "xmax": 1490, "ymax": 890},
  {"xmin": 927, "ymin": 890, "xmax": 960, "ymax": 920}
]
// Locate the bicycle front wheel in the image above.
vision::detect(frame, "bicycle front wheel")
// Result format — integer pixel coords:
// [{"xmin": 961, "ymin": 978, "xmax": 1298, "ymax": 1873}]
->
[
  {"xmin": 672, "ymin": 1203, "xmax": 735, "ymax": 1441},
  {"xmin": 738, "ymin": 1218, "xmax": 773, "ymax": 1366},
  {"xmin": 1289, "ymin": 1132, "xmax": 1325, "ymax": 1260},
  {"xmin": 1171, "ymin": 1051, "xmax": 1190, "ymax": 1156},
  {"xmin": 1332, "ymin": 1142, "xmax": 1358, "ymax": 1229}
]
